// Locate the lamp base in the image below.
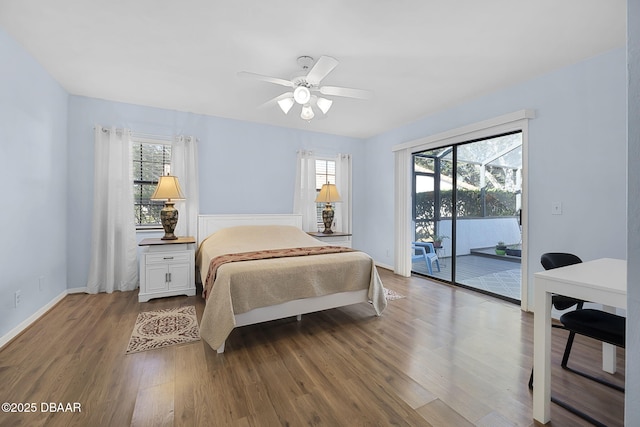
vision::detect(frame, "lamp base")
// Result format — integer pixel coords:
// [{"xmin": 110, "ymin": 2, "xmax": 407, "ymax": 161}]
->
[
  {"xmin": 160, "ymin": 201, "xmax": 179, "ymax": 240},
  {"xmin": 321, "ymin": 203, "xmax": 334, "ymax": 234}
]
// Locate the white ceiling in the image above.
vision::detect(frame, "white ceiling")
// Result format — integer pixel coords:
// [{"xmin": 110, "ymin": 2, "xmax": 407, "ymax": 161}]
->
[{"xmin": 0, "ymin": 1, "xmax": 626, "ymax": 138}]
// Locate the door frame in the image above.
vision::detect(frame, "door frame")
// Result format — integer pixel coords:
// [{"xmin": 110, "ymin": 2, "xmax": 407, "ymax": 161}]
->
[{"xmin": 392, "ymin": 109, "xmax": 535, "ymax": 311}]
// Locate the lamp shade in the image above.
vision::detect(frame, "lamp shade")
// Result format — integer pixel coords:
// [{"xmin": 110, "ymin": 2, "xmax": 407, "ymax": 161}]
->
[
  {"xmin": 150, "ymin": 175, "xmax": 185, "ymax": 201},
  {"xmin": 301, "ymin": 104, "xmax": 315, "ymax": 120},
  {"xmin": 277, "ymin": 97, "xmax": 295, "ymax": 114},
  {"xmin": 316, "ymin": 97, "xmax": 333, "ymax": 114},
  {"xmin": 314, "ymin": 183, "xmax": 342, "ymax": 203}
]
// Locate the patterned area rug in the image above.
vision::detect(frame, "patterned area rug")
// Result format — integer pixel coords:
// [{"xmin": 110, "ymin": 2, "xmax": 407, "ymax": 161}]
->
[
  {"xmin": 384, "ymin": 288, "xmax": 405, "ymax": 301},
  {"xmin": 126, "ymin": 306, "xmax": 200, "ymax": 354}
]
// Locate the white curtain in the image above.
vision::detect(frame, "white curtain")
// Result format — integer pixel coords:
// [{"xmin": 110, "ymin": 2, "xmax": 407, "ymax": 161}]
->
[
  {"xmin": 171, "ymin": 135, "xmax": 199, "ymax": 238},
  {"xmin": 293, "ymin": 150, "xmax": 318, "ymax": 232},
  {"xmin": 334, "ymin": 153, "xmax": 352, "ymax": 233},
  {"xmin": 86, "ymin": 126, "xmax": 139, "ymax": 293}
]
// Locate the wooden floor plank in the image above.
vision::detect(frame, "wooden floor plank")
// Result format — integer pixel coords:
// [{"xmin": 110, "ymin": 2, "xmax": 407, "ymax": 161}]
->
[{"xmin": 130, "ymin": 382, "xmax": 175, "ymax": 427}]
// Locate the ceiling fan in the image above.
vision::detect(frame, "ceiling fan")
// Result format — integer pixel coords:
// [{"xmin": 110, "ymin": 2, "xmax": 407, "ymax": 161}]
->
[{"xmin": 238, "ymin": 55, "xmax": 372, "ymax": 121}]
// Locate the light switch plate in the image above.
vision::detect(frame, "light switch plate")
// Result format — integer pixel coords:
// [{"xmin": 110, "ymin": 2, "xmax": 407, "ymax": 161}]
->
[{"xmin": 551, "ymin": 201, "xmax": 562, "ymax": 215}]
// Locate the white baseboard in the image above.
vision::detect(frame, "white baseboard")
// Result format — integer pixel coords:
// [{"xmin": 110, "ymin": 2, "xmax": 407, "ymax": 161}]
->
[
  {"xmin": 67, "ymin": 287, "xmax": 88, "ymax": 294},
  {"xmin": 0, "ymin": 290, "xmax": 68, "ymax": 349}
]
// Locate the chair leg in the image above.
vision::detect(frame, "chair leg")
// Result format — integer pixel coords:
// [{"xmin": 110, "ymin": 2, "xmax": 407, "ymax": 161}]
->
[
  {"xmin": 550, "ymin": 396, "xmax": 608, "ymax": 427},
  {"xmin": 434, "ymin": 258, "xmax": 441, "ymax": 272},
  {"xmin": 529, "ymin": 367, "xmax": 608, "ymax": 427},
  {"xmin": 424, "ymin": 255, "xmax": 433, "ymax": 275},
  {"xmin": 561, "ymin": 331, "xmax": 576, "ymax": 367},
  {"xmin": 561, "ymin": 331, "xmax": 625, "ymax": 392}
]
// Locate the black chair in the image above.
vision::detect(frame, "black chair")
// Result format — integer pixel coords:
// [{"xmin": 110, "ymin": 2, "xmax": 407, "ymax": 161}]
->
[
  {"xmin": 559, "ymin": 308, "xmax": 625, "ymax": 392},
  {"xmin": 529, "ymin": 253, "xmax": 584, "ymax": 389}
]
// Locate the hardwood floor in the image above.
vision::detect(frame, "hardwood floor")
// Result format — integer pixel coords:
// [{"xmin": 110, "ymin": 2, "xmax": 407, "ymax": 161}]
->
[{"xmin": 0, "ymin": 269, "xmax": 625, "ymax": 426}]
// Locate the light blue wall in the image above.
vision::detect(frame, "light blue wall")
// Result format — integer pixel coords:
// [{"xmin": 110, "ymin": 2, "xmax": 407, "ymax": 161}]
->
[
  {"xmin": 0, "ymin": 28, "xmax": 68, "ymax": 338},
  {"xmin": 361, "ymin": 48, "xmax": 628, "ymax": 305},
  {"xmin": 626, "ymin": 0, "xmax": 639, "ymax": 422},
  {"xmin": 66, "ymin": 97, "xmax": 365, "ymax": 289}
]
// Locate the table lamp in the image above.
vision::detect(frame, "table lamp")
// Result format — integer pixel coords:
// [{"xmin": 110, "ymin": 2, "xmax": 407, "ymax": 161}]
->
[
  {"xmin": 150, "ymin": 175, "xmax": 185, "ymax": 240},
  {"xmin": 314, "ymin": 183, "xmax": 341, "ymax": 234}
]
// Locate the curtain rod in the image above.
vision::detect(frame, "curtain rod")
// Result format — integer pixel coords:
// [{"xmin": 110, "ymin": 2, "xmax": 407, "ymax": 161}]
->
[
  {"xmin": 132, "ymin": 131, "xmax": 173, "ymax": 141},
  {"xmin": 95, "ymin": 127, "xmax": 185, "ymax": 142},
  {"xmin": 94, "ymin": 126, "xmax": 173, "ymax": 141},
  {"xmin": 297, "ymin": 150, "xmax": 351, "ymax": 159}
]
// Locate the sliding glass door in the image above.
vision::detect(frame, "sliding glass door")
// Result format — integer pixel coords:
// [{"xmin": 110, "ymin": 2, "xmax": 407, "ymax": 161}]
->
[
  {"xmin": 412, "ymin": 132, "xmax": 523, "ymax": 302},
  {"xmin": 412, "ymin": 148, "xmax": 452, "ymax": 282}
]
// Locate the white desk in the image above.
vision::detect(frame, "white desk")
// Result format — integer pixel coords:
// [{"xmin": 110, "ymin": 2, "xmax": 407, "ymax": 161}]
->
[{"xmin": 533, "ymin": 258, "xmax": 626, "ymax": 423}]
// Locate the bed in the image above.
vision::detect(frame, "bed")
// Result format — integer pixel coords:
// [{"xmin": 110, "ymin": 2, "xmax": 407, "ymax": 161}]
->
[{"xmin": 195, "ymin": 214, "xmax": 387, "ymax": 353}]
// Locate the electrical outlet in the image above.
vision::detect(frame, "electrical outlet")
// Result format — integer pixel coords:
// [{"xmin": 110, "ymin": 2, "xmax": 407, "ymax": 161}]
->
[
  {"xmin": 15, "ymin": 290, "xmax": 21, "ymax": 307},
  {"xmin": 551, "ymin": 201, "xmax": 562, "ymax": 215}
]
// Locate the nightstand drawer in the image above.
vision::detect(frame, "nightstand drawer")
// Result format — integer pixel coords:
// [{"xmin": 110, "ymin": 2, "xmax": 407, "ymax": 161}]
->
[
  {"xmin": 307, "ymin": 232, "xmax": 352, "ymax": 248},
  {"xmin": 146, "ymin": 252, "xmax": 191, "ymax": 264},
  {"xmin": 138, "ymin": 236, "xmax": 196, "ymax": 302}
]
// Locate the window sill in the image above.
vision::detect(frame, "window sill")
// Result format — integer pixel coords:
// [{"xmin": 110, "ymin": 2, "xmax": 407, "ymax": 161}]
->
[{"xmin": 136, "ymin": 227, "xmax": 163, "ymax": 233}]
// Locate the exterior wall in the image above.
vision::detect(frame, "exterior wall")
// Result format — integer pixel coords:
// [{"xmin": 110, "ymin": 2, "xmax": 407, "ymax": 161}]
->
[{"xmin": 430, "ymin": 218, "xmax": 521, "ymax": 257}]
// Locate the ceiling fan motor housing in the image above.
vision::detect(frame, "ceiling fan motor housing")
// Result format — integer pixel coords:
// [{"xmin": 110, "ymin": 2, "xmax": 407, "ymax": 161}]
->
[
  {"xmin": 297, "ymin": 55, "xmax": 314, "ymax": 70},
  {"xmin": 293, "ymin": 86, "xmax": 311, "ymax": 104},
  {"xmin": 292, "ymin": 56, "xmax": 315, "ymax": 90}
]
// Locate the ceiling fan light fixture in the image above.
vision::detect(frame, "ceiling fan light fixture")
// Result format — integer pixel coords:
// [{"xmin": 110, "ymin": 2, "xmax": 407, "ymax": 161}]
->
[
  {"xmin": 300, "ymin": 104, "xmax": 315, "ymax": 120},
  {"xmin": 277, "ymin": 97, "xmax": 294, "ymax": 114},
  {"xmin": 316, "ymin": 97, "xmax": 333, "ymax": 114},
  {"xmin": 293, "ymin": 86, "xmax": 311, "ymax": 104}
]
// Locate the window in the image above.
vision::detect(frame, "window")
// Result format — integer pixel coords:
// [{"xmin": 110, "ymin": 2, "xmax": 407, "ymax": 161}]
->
[
  {"xmin": 315, "ymin": 159, "xmax": 336, "ymax": 229},
  {"xmin": 131, "ymin": 142, "xmax": 172, "ymax": 227},
  {"xmin": 294, "ymin": 151, "xmax": 351, "ymax": 233}
]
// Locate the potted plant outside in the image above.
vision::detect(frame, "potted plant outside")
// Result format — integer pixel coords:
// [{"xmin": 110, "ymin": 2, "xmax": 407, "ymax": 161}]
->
[
  {"xmin": 432, "ymin": 235, "xmax": 449, "ymax": 248},
  {"xmin": 495, "ymin": 241, "xmax": 507, "ymax": 255},
  {"xmin": 505, "ymin": 245, "xmax": 522, "ymax": 257}
]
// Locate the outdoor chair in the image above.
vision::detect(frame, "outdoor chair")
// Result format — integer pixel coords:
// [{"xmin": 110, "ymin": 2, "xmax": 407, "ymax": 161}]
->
[{"xmin": 411, "ymin": 241, "xmax": 440, "ymax": 275}]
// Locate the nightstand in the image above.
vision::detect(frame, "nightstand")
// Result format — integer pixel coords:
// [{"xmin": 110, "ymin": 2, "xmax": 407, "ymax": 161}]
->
[
  {"xmin": 138, "ymin": 236, "xmax": 196, "ymax": 302},
  {"xmin": 307, "ymin": 232, "xmax": 353, "ymax": 248}
]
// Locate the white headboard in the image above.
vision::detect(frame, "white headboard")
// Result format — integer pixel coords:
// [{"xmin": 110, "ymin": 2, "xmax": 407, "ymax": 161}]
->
[{"xmin": 197, "ymin": 214, "xmax": 303, "ymax": 245}]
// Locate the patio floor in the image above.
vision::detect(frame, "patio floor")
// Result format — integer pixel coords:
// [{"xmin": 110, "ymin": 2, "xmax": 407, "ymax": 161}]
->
[{"xmin": 412, "ymin": 254, "xmax": 521, "ymax": 301}]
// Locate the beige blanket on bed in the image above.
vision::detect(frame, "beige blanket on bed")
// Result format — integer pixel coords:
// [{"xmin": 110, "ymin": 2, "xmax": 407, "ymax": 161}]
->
[
  {"xmin": 195, "ymin": 225, "xmax": 387, "ymax": 350},
  {"xmin": 202, "ymin": 245, "xmax": 357, "ymax": 300}
]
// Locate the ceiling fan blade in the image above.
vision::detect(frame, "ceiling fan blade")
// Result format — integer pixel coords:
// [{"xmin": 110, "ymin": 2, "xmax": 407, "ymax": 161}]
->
[
  {"xmin": 305, "ymin": 56, "xmax": 339, "ymax": 85},
  {"xmin": 258, "ymin": 92, "xmax": 294, "ymax": 109},
  {"xmin": 319, "ymin": 85, "xmax": 373, "ymax": 100},
  {"xmin": 237, "ymin": 71, "xmax": 293, "ymax": 88}
]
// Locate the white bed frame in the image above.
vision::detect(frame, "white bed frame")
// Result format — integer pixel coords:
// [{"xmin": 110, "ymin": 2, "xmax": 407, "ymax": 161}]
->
[{"xmin": 197, "ymin": 214, "xmax": 369, "ymax": 353}]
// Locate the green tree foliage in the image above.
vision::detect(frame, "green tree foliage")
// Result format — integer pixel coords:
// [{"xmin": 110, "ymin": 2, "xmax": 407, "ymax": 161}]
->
[
  {"xmin": 414, "ymin": 189, "xmax": 517, "ymax": 241},
  {"xmin": 415, "ymin": 189, "xmax": 516, "ymax": 220}
]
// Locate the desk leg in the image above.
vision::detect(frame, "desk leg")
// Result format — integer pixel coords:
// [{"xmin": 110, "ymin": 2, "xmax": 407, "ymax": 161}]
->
[
  {"xmin": 533, "ymin": 283, "xmax": 552, "ymax": 423},
  {"xmin": 602, "ymin": 305, "xmax": 617, "ymax": 374}
]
